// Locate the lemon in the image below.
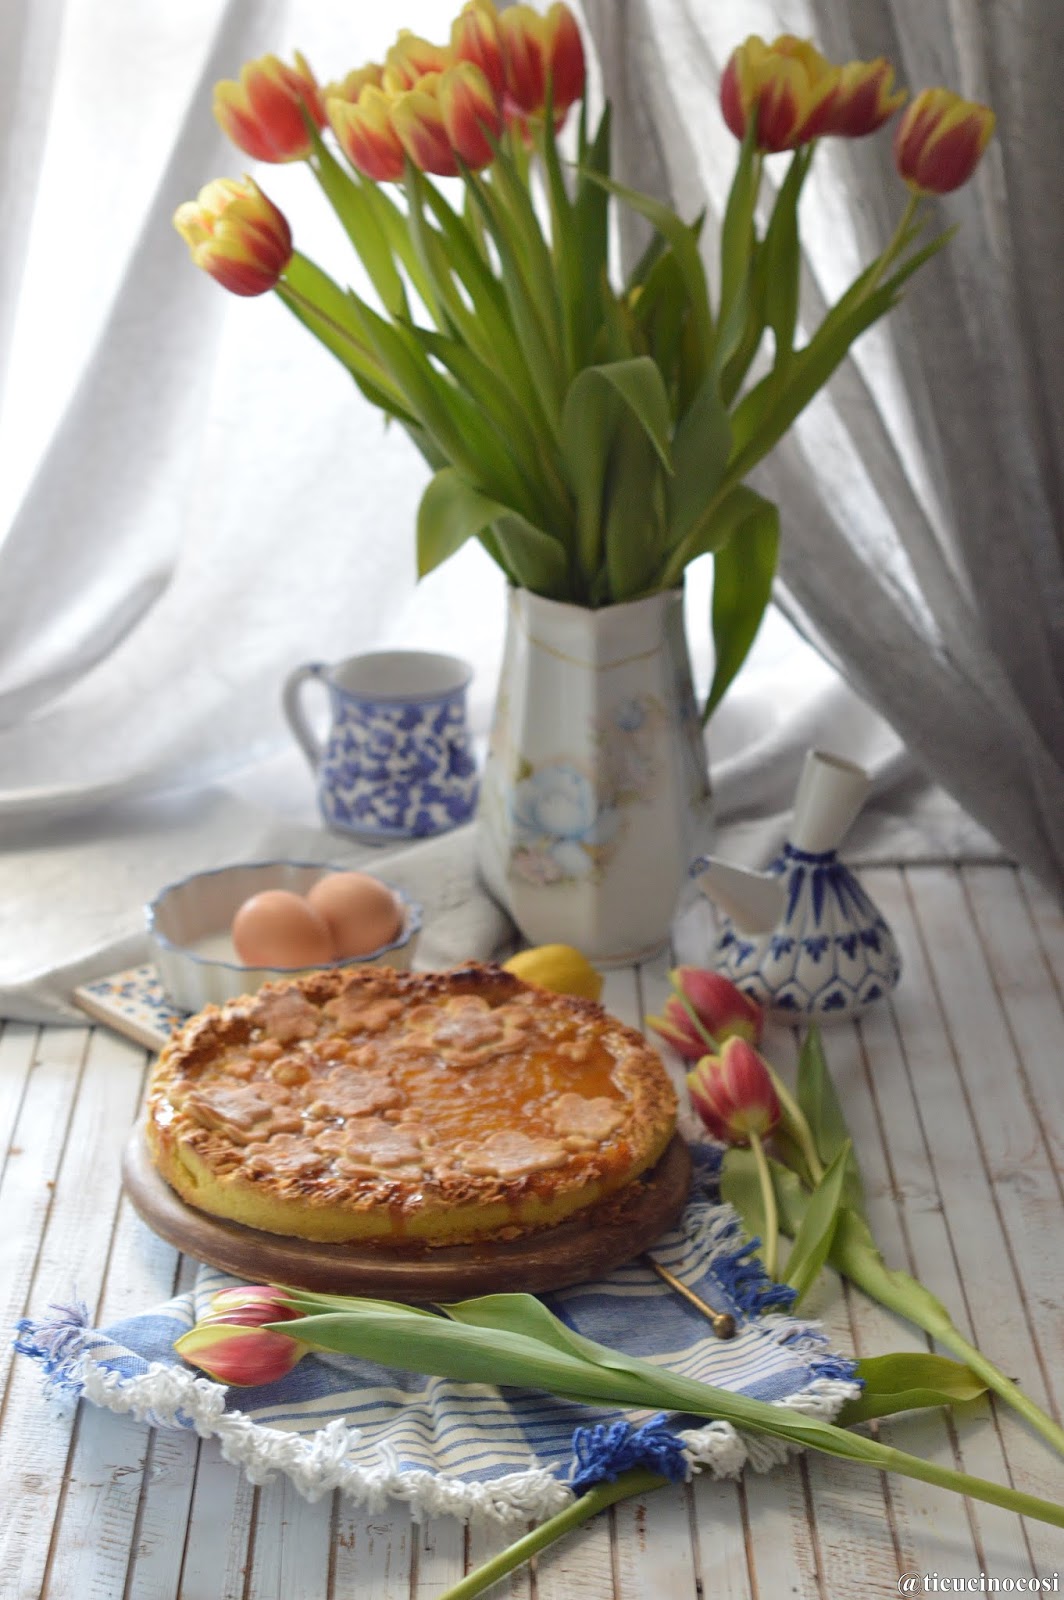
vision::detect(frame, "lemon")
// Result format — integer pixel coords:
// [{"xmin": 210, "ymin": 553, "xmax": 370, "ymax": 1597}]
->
[{"xmin": 503, "ymin": 943, "xmax": 604, "ymax": 1003}]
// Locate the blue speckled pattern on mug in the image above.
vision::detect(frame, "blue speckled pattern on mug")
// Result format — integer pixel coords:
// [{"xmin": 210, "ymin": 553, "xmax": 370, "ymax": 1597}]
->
[
  {"xmin": 318, "ymin": 686, "xmax": 479, "ymax": 840},
  {"xmin": 711, "ymin": 843, "xmax": 902, "ymax": 1021}
]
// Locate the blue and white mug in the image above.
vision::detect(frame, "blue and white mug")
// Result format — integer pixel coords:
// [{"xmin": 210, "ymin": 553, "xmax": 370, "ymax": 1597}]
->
[{"xmin": 282, "ymin": 651, "xmax": 479, "ymax": 841}]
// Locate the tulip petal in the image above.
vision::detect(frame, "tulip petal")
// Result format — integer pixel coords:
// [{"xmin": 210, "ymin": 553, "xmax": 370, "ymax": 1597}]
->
[{"xmin": 175, "ymin": 1321, "xmax": 307, "ymax": 1385}]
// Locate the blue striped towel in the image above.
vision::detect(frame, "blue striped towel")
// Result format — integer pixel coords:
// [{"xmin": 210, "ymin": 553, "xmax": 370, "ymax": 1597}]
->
[{"xmin": 14, "ymin": 1146, "xmax": 859, "ymax": 1524}]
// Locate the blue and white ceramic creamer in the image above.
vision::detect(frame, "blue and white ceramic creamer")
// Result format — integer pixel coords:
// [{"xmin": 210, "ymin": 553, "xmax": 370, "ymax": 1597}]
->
[
  {"xmin": 283, "ymin": 651, "xmax": 479, "ymax": 842},
  {"xmin": 693, "ymin": 749, "xmax": 902, "ymax": 1023}
]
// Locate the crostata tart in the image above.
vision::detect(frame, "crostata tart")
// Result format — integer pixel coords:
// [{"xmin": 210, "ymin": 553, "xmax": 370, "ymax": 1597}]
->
[{"xmin": 145, "ymin": 963, "xmax": 677, "ymax": 1246}]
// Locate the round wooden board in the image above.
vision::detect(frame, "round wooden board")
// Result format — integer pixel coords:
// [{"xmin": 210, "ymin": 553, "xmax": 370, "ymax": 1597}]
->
[{"xmin": 122, "ymin": 1126, "xmax": 691, "ymax": 1300}]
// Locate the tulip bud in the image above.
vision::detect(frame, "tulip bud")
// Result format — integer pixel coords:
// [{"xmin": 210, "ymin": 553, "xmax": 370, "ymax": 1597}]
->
[
  {"xmin": 893, "ymin": 88, "xmax": 995, "ymax": 195},
  {"xmin": 452, "ymin": 1, "xmax": 506, "ymax": 100},
  {"xmin": 382, "ymin": 30, "xmax": 452, "ymax": 95},
  {"xmin": 328, "ymin": 87, "xmax": 406, "ymax": 182},
  {"xmin": 391, "ymin": 73, "xmax": 461, "ymax": 178},
  {"xmin": 173, "ymin": 177, "xmax": 293, "ymax": 297},
  {"xmin": 543, "ymin": 3, "xmax": 586, "ymax": 117},
  {"xmin": 325, "ymin": 63, "xmax": 385, "ymax": 106},
  {"xmin": 439, "ymin": 62, "xmax": 503, "ymax": 168},
  {"xmin": 646, "ymin": 968, "xmax": 764, "ymax": 1060},
  {"xmin": 213, "ymin": 52, "xmax": 325, "ymax": 163},
  {"xmin": 825, "ymin": 57, "xmax": 907, "ymax": 138},
  {"xmin": 175, "ymin": 1319, "xmax": 309, "ymax": 1386},
  {"xmin": 720, "ymin": 34, "xmax": 839, "ymax": 153},
  {"xmin": 497, "ymin": 5, "xmax": 549, "ymax": 116},
  {"xmin": 687, "ymin": 1037, "xmax": 781, "ymax": 1145}
]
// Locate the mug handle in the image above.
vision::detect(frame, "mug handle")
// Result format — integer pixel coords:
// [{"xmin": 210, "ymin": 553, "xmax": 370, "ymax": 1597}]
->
[{"xmin": 282, "ymin": 662, "xmax": 328, "ymax": 772}]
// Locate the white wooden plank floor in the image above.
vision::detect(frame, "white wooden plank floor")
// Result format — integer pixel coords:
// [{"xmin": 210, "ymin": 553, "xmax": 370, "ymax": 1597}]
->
[{"xmin": 3, "ymin": 865, "xmax": 1064, "ymax": 1599}]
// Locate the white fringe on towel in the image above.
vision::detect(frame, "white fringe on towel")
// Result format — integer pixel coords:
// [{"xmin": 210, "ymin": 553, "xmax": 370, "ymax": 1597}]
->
[{"xmin": 78, "ymin": 1356, "xmax": 860, "ymax": 1525}]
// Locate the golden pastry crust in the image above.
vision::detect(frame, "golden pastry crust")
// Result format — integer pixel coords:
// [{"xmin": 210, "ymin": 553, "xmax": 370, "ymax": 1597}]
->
[{"xmin": 145, "ymin": 963, "xmax": 677, "ymax": 1245}]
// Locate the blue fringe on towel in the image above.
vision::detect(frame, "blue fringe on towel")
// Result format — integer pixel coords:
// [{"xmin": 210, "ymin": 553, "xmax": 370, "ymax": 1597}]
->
[{"xmin": 570, "ymin": 1415, "xmax": 689, "ymax": 1492}]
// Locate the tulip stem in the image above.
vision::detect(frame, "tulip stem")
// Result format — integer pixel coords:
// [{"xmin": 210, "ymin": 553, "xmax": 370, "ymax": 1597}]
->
[
  {"xmin": 869, "ymin": 192, "xmax": 922, "ymax": 292},
  {"xmin": 749, "ymin": 1132, "xmax": 778, "ymax": 1279},
  {"xmin": 762, "ymin": 1062, "xmax": 824, "ymax": 1186},
  {"xmin": 437, "ymin": 1469, "xmax": 665, "ymax": 1600}
]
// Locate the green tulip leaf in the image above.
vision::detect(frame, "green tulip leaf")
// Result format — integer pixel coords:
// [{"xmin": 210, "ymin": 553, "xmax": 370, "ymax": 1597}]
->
[
  {"xmin": 720, "ymin": 1145, "xmax": 770, "ymax": 1251},
  {"xmin": 603, "ymin": 415, "xmax": 666, "ymax": 602},
  {"xmin": 760, "ymin": 146, "xmax": 812, "ymax": 368},
  {"xmin": 413, "ymin": 327, "xmax": 566, "ymax": 531},
  {"xmin": 797, "ymin": 1027, "xmax": 866, "ymax": 1216},
  {"xmin": 417, "ymin": 468, "xmax": 566, "ymax": 595},
  {"xmin": 702, "ymin": 490, "xmax": 779, "ymax": 719},
  {"xmin": 563, "ymin": 357, "xmax": 673, "ymax": 475},
  {"xmin": 561, "ymin": 357, "xmax": 674, "ymax": 592},
  {"xmin": 583, "ymin": 171, "xmax": 712, "ymax": 364},
  {"xmin": 783, "ymin": 1141, "xmax": 851, "ymax": 1304},
  {"xmin": 463, "ymin": 168, "xmax": 565, "ymax": 426},
  {"xmin": 304, "ymin": 122, "xmax": 410, "ymax": 321},
  {"xmin": 716, "ymin": 121, "xmax": 761, "ymax": 375},
  {"xmin": 630, "ymin": 250, "xmax": 692, "ymax": 381},
  {"xmin": 772, "ymin": 1155, "xmax": 812, "ymax": 1237},
  {"xmin": 838, "ymin": 1352, "xmax": 988, "ymax": 1426},
  {"xmin": 666, "ymin": 372, "xmax": 732, "ymax": 549},
  {"xmin": 830, "ymin": 1208, "xmax": 955, "ymax": 1334}
]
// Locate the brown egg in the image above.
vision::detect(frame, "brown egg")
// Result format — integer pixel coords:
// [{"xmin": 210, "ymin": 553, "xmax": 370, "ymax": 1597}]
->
[
  {"xmin": 306, "ymin": 872, "xmax": 403, "ymax": 960},
  {"xmin": 231, "ymin": 890, "xmax": 336, "ymax": 969}
]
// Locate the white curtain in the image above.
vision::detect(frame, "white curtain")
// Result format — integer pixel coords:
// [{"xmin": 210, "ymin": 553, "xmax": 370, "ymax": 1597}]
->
[{"xmin": 0, "ymin": 0, "xmax": 1004, "ymax": 1021}]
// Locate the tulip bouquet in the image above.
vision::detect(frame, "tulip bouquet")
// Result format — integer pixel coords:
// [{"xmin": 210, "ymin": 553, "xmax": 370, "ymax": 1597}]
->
[{"xmin": 175, "ymin": 10, "xmax": 994, "ymax": 721}]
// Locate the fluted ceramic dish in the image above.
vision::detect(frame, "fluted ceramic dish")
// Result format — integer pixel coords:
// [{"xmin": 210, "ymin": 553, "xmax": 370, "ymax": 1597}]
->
[{"xmin": 147, "ymin": 860, "xmax": 421, "ymax": 1013}]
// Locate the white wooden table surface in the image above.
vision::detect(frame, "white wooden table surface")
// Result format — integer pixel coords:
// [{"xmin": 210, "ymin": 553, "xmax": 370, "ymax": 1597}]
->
[{"xmin": 3, "ymin": 864, "xmax": 1064, "ymax": 1599}]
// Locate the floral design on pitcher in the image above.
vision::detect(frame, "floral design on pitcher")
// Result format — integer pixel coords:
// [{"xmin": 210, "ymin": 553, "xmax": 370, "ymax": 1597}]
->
[{"xmin": 508, "ymin": 696, "xmax": 665, "ymax": 885}]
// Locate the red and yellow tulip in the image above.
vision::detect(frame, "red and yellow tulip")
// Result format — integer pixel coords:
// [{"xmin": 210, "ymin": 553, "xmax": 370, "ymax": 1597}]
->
[
  {"xmin": 213, "ymin": 52, "xmax": 325, "ymax": 163},
  {"xmin": 451, "ymin": 0, "xmax": 506, "ymax": 100},
  {"xmin": 894, "ymin": 88, "xmax": 995, "ymax": 194},
  {"xmin": 173, "ymin": 177, "xmax": 292, "ymax": 297},
  {"xmin": 544, "ymin": 2, "xmax": 586, "ymax": 117},
  {"xmin": 687, "ymin": 1037, "xmax": 781, "ymax": 1145},
  {"xmin": 452, "ymin": 0, "xmax": 583, "ymax": 124},
  {"xmin": 826, "ymin": 57, "xmax": 906, "ymax": 137},
  {"xmin": 324, "ymin": 63, "xmax": 385, "ymax": 106},
  {"xmin": 646, "ymin": 968, "xmax": 764, "ymax": 1061},
  {"xmin": 391, "ymin": 72, "xmax": 461, "ymax": 178},
  {"xmin": 496, "ymin": 6, "xmax": 548, "ymax": 117},
  {"xmin": 382, "ymin": 29, "xmax": 452, "ymax": 94},
  {"xmin": 328, "ymin": 87, "xmax": 406, "ymax": 182},
  {"xmin": 174, "ymin": 1285, "xmax": 309, "ymax": 1386},
  {"xmin": 439, "ymin": 62, "xmax": 504, "ymax": 168},
  {"xmin": 720, "ymin": 34, "xmax": 839, "ymax": 152}
]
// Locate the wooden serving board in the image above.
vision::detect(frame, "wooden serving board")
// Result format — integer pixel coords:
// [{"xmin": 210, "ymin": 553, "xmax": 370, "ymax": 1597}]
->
[{"xmin": 121, "ymin": 1127, "xmax": 692, "ymax": 1300}]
